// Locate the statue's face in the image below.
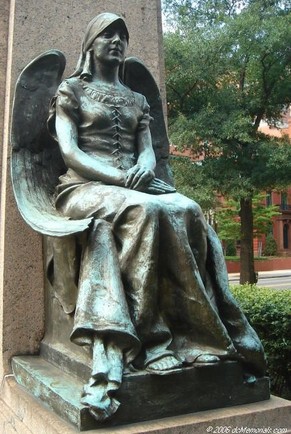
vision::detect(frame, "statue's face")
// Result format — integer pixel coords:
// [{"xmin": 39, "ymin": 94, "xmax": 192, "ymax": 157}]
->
[{"xmin": 92, "ymin": 22, "xmax": 128, "ymax": 66}]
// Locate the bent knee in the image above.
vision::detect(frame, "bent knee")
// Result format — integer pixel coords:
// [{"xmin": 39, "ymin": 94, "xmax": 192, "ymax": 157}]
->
[
  {"xmin": 174, "ymin": 195, "xmax": 204, "ymax": 218},
  {"xmin": 125, "ymin": 198, "xmax": 163, "ymax": 220}
]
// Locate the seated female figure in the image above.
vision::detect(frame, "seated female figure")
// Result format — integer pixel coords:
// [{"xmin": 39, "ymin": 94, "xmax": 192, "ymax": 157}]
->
[{"xmin": 48, "ymin": 13, "xmax": 266, "ymax": 421}]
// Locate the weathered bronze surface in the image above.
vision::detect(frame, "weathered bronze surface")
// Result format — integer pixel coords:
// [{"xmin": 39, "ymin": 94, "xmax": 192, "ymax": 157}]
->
[{"xmin": 11, "ymin": 12, "xmax": 268, "ymax": 427}]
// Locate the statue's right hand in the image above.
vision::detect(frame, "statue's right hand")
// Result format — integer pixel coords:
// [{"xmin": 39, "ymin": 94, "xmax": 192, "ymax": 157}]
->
[{"xmin": 125, "ymin": 165, "xmax": 155, "ymax": 190}]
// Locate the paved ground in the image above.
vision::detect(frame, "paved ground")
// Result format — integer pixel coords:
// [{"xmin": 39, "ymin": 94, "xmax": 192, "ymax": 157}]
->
[{"xmin": 228, "ymin": 269, "xmax": 291, "ymax": 289}]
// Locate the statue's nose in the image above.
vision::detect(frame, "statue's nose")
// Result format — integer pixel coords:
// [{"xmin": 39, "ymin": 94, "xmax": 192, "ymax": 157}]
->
[{"xmin": 112, "ymin": 33, "xmax": 121, "ymax": 43}]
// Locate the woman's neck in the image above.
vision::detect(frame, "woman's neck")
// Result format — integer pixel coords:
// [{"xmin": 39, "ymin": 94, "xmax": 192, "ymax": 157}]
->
[{"xmin": 92, "ymin": 61, "xmax": 121, "ymax": 86}]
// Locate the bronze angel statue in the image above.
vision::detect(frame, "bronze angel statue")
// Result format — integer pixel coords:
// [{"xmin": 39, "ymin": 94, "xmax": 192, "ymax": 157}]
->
[{"xmin": 11, "ymin": 13, "xmax": 266, "ymax": 422}]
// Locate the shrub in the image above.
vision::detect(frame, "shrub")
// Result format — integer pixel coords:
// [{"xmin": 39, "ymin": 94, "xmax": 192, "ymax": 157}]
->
[
  {"xmin": 231, "ymin": 284, "xmax": 291, "ymax": 399},
  {"xmin": 225, "ymin": 241, "xmax": 237, "ymax": 257},
  {"xmin": 263, "ymin": 234, "xmax": 278, "ymax": 256}
]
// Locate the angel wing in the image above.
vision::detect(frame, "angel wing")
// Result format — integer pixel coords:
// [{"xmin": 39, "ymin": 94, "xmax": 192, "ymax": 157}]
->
[
  {"xmin": 121, "ymin": 57, "xmax": 174, "ymax": 186},
  {"xmin": 11, "ymin": 50, "xmax": 92, "ymax": 236},
  {"xmin": 11, "ymin": 53, "xmax": 173, "ymax": 236}
]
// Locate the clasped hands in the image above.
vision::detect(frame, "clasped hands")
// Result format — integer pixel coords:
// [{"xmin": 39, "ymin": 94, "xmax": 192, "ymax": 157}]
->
[{"xmin": 125, "ymin": 165, "xmax": 176, "ymax": 195}]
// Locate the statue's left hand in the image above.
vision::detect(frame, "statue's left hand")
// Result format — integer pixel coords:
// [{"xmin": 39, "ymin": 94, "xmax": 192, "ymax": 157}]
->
[
  {"xmin": 125, "ymin": 165, "xmax": 155, "ymax": 190},
  {"xmin": 145, "ymin": 178, "xmax": 176, "ymax": 195}
]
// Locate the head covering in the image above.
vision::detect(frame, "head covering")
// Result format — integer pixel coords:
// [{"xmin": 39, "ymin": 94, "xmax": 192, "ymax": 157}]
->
[{"xmin": 70, "ymin": 13, "xmax": 129, "ymax": 80}]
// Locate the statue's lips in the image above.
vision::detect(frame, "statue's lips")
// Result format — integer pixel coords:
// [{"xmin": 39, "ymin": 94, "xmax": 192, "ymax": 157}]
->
[{"xmin": 109, "ymin": 48, "xmax": 122, "ymax": 54}]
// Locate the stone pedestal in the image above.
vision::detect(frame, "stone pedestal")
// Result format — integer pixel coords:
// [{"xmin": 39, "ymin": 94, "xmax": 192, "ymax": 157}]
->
[
  {"xmin": 12, "ymin": 356, "xmax": 270, "ymax": 430},
  {"xmin": 1, "ymin": 376, "xmax": 290, "ymax": 433}
]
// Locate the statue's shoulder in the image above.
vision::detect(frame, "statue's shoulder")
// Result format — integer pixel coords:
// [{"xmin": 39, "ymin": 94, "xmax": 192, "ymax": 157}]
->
[
  {"xmin": 57, "ymin": 76, "xmax": 81, "ymax": 94},
  {"xmin": 131, "ymin": 88, "xmax": 149, "ymax": 109},
  {"xmin": 127, "ymin": 86, "xmax": 149, "ymax": 111}
]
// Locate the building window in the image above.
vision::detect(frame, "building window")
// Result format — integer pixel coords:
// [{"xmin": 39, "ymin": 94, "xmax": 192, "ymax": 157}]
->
[
  {"xmin": 266, "ymin": 192, "xmax": 272, "ymax": 207},
  {"xmin": 281, "ymin": 192, "xmax": 288, "ymax": 210},
  {"xmin": 283, "ymin": 223, "xmax": 289, "ymax": 249}
]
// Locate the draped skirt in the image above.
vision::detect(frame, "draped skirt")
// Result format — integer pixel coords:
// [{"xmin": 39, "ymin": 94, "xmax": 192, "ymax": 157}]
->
[{"xmin": 55, "ymin": 182, "xmax": 265, "ymax": 375}]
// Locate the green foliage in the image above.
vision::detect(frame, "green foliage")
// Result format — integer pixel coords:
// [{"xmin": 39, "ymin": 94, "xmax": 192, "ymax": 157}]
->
[
  {"xmin": 231, "ymin": 284, "xmax": 291, "ymax": 398},
  {"xmin": 170, "ymin": 156, "xmax": 218, "ymax": 211},
  {"xmin": 225, "ymin": 255, "xmax": 240, "ymax": 261},
  {"xmin": 225, "ymin": 256, "xmax": 270, "ymax": 260},
  {"xmin": 263, "ymin": 233, "xmax": 278, "ymax": 256},
  {"xmin": 163, "ymin": 0, "xmax": 291, "ymax": 197},
  {"xmin": 225, "ymin": 240, "xmax": 237, "ymax": 256},
  {"xmin": 216, "ymin": 198, "xmax": 241, "ymax": 241},
  {"xmin": 168, "ymin": 114, "xmax": 200, "ymax": 152},
  {"xmin": 252, "ymin": 194, "xmax": 280, "ymax": 238},
  {"xmin": 163, "ymin": 0, "xmax": 291, "ymax": 281}
]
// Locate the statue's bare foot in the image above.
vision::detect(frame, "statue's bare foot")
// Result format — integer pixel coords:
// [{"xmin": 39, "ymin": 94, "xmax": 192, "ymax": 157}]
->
[
  {"xmin": 195, "ymin": 354, "xmax": 220, "ymax": 363},
  {"xmin": 146, "ymin": 355, "xmax": 182, "ymax": 374},
  {"xmin": 184, "ymin": 354, "xmax": 220, "ymax": 365},
  {"xmin": 243, "ymin": 373, "xmax": 257, "ymax": 384}
]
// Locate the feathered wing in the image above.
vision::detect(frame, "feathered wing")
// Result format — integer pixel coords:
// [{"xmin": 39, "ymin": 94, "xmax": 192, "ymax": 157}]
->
[
  {"xmin": 121, "ymin": 57, "xmax": 174, "ymax": 185},
  {"xmin": 11, "ymin": 54, "xmax": 172, "ymax": 235},
  {"xmin": 11, "ymin": 50, "xmax": 92, "ymax": 236}
]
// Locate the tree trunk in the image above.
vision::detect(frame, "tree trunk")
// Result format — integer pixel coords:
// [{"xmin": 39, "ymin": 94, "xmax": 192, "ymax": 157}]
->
[{"xmin": 240, "ymin": 197, "xmax": 256, "ymax": 284}]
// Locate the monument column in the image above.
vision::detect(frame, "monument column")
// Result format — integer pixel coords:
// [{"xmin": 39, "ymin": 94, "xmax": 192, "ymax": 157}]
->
[{"xmin": 0, "ymin": 0, "xmax": 164, "ymax": 387}]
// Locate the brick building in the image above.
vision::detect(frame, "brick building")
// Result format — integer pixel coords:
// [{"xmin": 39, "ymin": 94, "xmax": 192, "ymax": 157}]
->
[{"xmin": 259, "ymin": 107, "xmax": 291, "ymax": 255}]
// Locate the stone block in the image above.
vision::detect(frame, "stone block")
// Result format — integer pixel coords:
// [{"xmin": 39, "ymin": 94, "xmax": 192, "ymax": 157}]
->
[
  {"xmin": 0, "ymin": 376, "xmax": 290, "ymax": 434},
  {"xmin": 12, "ymin": 356, "xmax": 270, "ymax": 431}
]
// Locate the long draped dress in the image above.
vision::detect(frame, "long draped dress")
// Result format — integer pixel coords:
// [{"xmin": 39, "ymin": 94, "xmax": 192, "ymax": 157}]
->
[{"xmin": 51, "ymin": 76, "xmax": 265, "ymax": 380}]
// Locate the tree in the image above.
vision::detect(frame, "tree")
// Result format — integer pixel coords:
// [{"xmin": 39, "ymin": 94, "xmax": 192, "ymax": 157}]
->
[
  {"xmin": 163, "ymin": 0, "xmax": 291, "ymax": 283},
  {"xmin": 215, "ymin": 194, "xmax": 280, "ymax": 255}
]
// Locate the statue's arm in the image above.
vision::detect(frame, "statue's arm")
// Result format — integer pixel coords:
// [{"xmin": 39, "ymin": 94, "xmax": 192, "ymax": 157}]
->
[
  {"xmin": 136, "ymin": 127, "xmax": 156, "ymax": 170},
  {"xmin": 125, "ymin": 126, "xmax": 175, "ymax": 194},
  {"xmin": 125, "ymin": 127, "xmax": 156, "ymax": 190},
  {"xmin": 55, "ymin": 107, "xmax": 126, "ymax": 186}
]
